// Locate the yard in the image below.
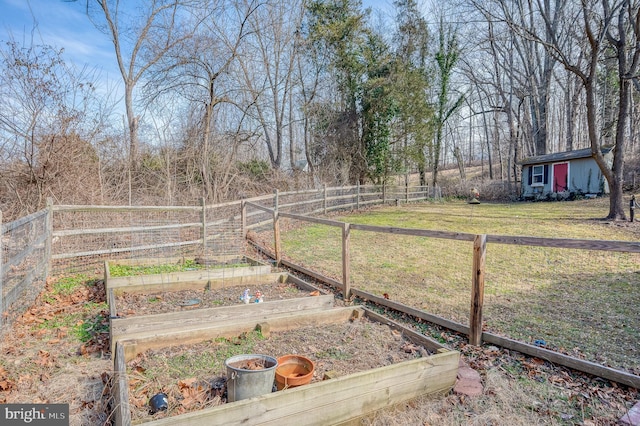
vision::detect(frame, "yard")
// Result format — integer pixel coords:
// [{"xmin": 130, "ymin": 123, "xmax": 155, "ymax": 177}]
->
[{"xmin": 0, "ymin": 196, "xmax": 639, "ymax": 425}]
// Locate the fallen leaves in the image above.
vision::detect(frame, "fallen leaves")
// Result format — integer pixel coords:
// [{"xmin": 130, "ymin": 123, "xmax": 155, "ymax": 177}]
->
[
  {"xmin": 178, "ymin": 378, "xmax": 208, "ymax": 408},
  {"xmin": 34, "ymin": 350, "xmax": 55, "ymax": 367},
  {"xmin": 0, "ymin": 366, "xmax": 15, "ymax": 394}
]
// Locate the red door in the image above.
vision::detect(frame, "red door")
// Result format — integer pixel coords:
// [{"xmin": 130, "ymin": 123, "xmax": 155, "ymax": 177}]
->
[{"xmin": 553, "ymin": 163, "xmax": 568, "ymax": 192}]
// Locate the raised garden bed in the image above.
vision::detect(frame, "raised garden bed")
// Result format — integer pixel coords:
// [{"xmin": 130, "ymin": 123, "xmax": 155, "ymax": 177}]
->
[
  {"xmin": 104, "ymin": 256, "xmax": 273, "ymax": 294},
  {"xmin": 112, "ymin": 306, "xmax": 459, "ymax": 426},
  {"xmin": 109, "ymin": 273, "xmax": 334, "ymax": 356}
]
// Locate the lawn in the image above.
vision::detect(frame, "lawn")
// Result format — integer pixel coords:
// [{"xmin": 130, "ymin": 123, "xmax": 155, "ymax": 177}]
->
[{"xmin": 279, "ymin": 197, "xmax": 640, "ymax": 375}]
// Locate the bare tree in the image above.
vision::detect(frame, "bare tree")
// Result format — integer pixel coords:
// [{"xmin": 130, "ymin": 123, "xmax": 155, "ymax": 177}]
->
[
  {"xmin": 82, "ymin": 0, "xmax": 197, "ymax": 170},
  {"xmin": 143, "ymin": 0, "xmax": 260, "ymax": 202},
  {"xmin": 531, "ymin": 0, "xmax": 636, "ymax": 219},
  {"xmin": 0, "ymin": 39, "xmax": 105, "ymax": 217},
  {"xmin": 237, "ymin": 0, "xmax": 305, "ymax": 170}
]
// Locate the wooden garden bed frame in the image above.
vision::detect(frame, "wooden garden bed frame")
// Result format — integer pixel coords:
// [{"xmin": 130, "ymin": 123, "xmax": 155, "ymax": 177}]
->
[
  {"xmin": 108, "ymin": 272, "xmax": 334, "ymax": 356},
  {"xmin": 112, "ymin": 306, "xmax": 459, "ymax": 426},
  {"xmin": 104, "ymin": 256, "xmax": 272, "ymax": 294}
]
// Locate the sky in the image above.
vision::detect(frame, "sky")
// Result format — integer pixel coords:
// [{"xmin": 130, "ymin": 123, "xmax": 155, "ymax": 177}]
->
[
  {"xmin": 0, "ymin": 0, "xmax": 393, "ymax": 74},
  {"xmin": 0, "ymin": 0, "xmax": 118, "ymax": 78},
  {"xmin": 0, "ymin": 0, "xmax": 394, "ymax": 117}
]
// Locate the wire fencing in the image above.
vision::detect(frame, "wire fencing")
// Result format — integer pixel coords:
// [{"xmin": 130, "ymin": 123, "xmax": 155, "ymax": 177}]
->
[
  {"xmin": 264, "ymin": 203, "xmax": 640, "ymax": 387},
  {"xmin": 1, "ymin": 184, "xmax": 428, "ymax": 336},
  {"xmin": 0, "ymin": 209, "xmax": 50, "ymax": 337},
  {"xmin": 483, "ymin": 243, "xmax": 640, "ymax": 374}
]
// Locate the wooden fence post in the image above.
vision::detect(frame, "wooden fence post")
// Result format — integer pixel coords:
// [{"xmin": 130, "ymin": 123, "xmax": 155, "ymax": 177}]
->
[
  {"xmin": 356, "ymin": 183, "xmax": 360, "ymax": 210},
  {"xmin": 241, "ymin": 201, "xmax": 247, "ymax": 238},
  {"xmin": 323, "ymin": 184, "xmax": 327, "ymax": 215},
  {"xmin": 201, "ymin": 198, "xmax": 207, "ymax": 253},
  {"xmin": 273, "ymin": 208, "xmax": 281, "ymax": 266},
  {"xmin": 469, "ymin": 234, "xmax": 487, "ymax": 346},
  {"xmin": 0, "ymin": 209, "xmax": 3, "ymax": 327},
  {"xmin": 405, "ymin": 181, "xmax": 408, "ymax": 203},
  {"xmin": 46, "ymin": 198, "xmax": 53, "ymax": 277},
  {"xmin": 342, "ymin": 222, "xmax": 351, "ymax": 301},
  {"xmin": 382, "ymin": 183, "xmax": 386, "ymax": 205}
]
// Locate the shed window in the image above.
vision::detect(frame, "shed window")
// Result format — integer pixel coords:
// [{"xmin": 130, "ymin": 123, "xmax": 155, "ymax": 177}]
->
[{"xmin": 532, "ymin": 165, "xmax": 544, "ymax": 184}]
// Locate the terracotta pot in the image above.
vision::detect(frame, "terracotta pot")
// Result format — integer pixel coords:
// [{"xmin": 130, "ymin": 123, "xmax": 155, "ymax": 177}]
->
[{"xmin": 275, "ymin": 354, "xmax": 314, "ymax": 390}]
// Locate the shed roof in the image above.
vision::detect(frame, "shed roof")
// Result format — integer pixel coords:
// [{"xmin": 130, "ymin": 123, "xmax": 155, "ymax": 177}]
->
[{"xmin": 519, "ymin": 146, "xmax": 613, "ymax": 166}]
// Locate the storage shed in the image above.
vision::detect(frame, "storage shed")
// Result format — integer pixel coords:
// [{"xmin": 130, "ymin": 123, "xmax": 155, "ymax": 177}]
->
[{"xmin": 520, "ymin": 147, "xmax": 613, "ymax": 199}]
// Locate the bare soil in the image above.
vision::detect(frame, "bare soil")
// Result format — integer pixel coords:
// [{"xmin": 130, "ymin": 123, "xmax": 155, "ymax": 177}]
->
[
  {"xmin": 115, "ymin": 280, "xmax": 313, "ymax": 316},
  {"xmin": 127, "ymin": 316, "xmax": 431, "ymax": 422},
  {"xmin": 1, "ymin": 269, "xmax": 639, "ymax": 425}
]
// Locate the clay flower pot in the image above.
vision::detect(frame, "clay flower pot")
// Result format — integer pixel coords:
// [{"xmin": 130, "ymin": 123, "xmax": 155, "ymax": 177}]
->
[{"xmin": 275, "ymin": 354, "xmax": 315, "ymax": 390}]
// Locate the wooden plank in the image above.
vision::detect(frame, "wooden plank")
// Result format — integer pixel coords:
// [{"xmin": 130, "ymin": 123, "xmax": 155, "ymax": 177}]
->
[
  {"xmin": 112, "ymin": 295, "xmax": 335, "ymax": 335},
  {"xmin": 347, "ymin": 289, "xmax": 470, "ymax": 335},
  {"xmin": 53, "ymin": 222, "xmax": 201, "ymax": 238},
  {"xmin": 284, "ymin": 274, "xmax": 326, "ymax": 292},
  {"xmin": 486, "ymin": 234, "xmax": 640, "ymax": 253},
  {"xmin": 53, "ymin": 204, "xmax": 199, "ymax": 213},
  {"xmin": 480, "ymin": 332, "xmax": 640, "ymax": 389},
  {"xmin": 279, "ymin": 211, "xmax": 344, "ymax": 228},
  {"xmin": 350, "ymin": 223, "xmax": 476, "ymax": 242},
  {"xmin": 273, "ymin": 211, "xmax": 281, "ymax": 265},
  {"xmin": 280, "ymin": 259, "xmax": 343, "ymax": 291},
  {"xmin": 362, "ymin": 309, "xmax": 446, "ymax": 352},
  {"xmin": 244, "ymin": 201, "xmax": 274, "ymax": 214},
  {"xmin": 108, "ymin": 289, "xmax": 117, "ymax": 319},
  {"xmin": 342, "ymin": 223, "xmax": 351, "ymax": 300},
  {"xmin": 1, "ymin": 209, "xmax": 47, "ymax": 233},
  {"xmin": 114, "ymin": 342, "xmax": 132, "ymax": 426},
  {"xmin": 110, "ymin": 272, "xmax": 285, "ymax": 296},
  {"xmin": 140, "ymin": 350, "xmax": 459, "ymax": 426},
  {"xmin": 121, "ymin": 307, "xmax": 363, "ymax": 362},
  {"xmin": 111, "ymin": 255, "xmax": 253, "ymax": 267},
  {"xmin": 278, "ymin": 196, "xmax": 323, "ymax": 211},
  {"xmin": 110, "ymin": 295, "xmax": 335, "ymax": 353},
  {"xmin": 105, "ymin": 265, "xmax": 273, "ymax": 291},
  {"xmin": 52, "ymin": 239, "xmax": 202, "ymax": 260},
  {"xmin": 469, "ymin": 234, "xmax": 487, "ymax": 346}
]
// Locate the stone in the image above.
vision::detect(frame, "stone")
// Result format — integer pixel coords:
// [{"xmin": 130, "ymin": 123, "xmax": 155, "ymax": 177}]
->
[
  {"xmin": 453, "ymin": 363, "xmax": 483, "ymax": 397},
  {"xmin": 619, "ymin": 401, "xmax": 640, "ymax": 425}
]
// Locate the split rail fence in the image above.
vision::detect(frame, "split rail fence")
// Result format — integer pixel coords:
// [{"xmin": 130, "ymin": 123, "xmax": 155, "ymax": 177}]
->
[
  {"xmin": 242, "ymin": 201, "xmax": 640, "ymax": 389},
  {"xmin": 0, "ymin": 183, "xmax": 429, "ymax": 336},
  {"xmin": 2, "ymin": 182, "xmax": 639, "ymax": 390}
]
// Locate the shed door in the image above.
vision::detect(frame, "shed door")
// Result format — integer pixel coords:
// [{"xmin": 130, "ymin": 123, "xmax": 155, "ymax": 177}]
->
[{"xmin": 553, "ymin": 163, "xmax": 568, "ymax": 192}]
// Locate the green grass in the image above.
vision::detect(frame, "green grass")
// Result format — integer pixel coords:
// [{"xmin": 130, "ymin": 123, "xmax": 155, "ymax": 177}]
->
[
  {"xmin": 37, "ymin": 300, "xmax": 109, "ymax": 343},
  {"xmin": 46, "ymin": 274, "xmax": 92, "ymax": 298},
  {"xmin": 108, "ymin": 259, "xmax": 253, "ymax": 277},
  {"xmin": 279, "ymin": 198, "xmax": 640, "ymax": 373},
  {"xmin": 131, "ymin": 331, "xmax": 265, "ymax": 385},
  {"xmin": 109, "ymin": 259, "xmax": 202, "ymax": 276}
]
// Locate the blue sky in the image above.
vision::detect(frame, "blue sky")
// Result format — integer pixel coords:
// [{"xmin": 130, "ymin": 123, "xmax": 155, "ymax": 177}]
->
[
  {"xmin": 0, "ymin": 0, "xmax": 117, "ymax": 76},
  {"xmin": 0, "ymin": 0, "xmax": 395, "ymax": 77},
  {"xmin": 0, "ymin": 0, "xmax": 395, "ymax": 115}
]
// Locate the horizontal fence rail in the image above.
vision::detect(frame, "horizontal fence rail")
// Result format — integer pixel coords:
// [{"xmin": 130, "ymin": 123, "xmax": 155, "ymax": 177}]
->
[
  {"xmin": 247, "ymin": 202, "xmax": 640, "ymax": 389},
  {"xmin": 3, "ymin": 183, "xmax": 638, "ymax": 391},
  {"xmin": 0, "ymin": 184, "xmax": 430, "ymax": 335}
]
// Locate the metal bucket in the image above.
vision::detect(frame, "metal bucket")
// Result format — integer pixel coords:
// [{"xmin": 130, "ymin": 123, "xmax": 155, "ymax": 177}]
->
[{"xmin": 225, "ymin": 354, "xmax": 278, "ymax": 402}]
